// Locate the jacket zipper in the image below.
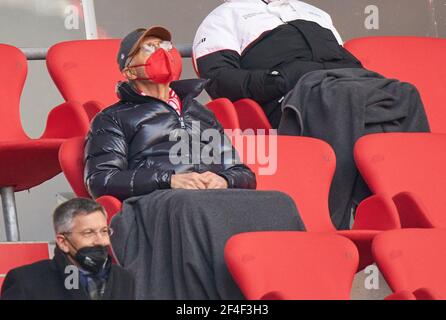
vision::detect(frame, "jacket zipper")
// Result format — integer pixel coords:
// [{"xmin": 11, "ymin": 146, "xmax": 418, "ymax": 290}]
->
[
  {"xmin": 160, "ymin": 97, "xmax": 187, "ymax": 130},
  {"xmin": 178, "ymin": 116, "xmax": 186, "ymax": 129}
]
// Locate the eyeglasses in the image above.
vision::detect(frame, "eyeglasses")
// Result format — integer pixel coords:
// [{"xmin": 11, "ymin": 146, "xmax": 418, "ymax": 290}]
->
[
  {"xmin": 140, "ymin": 41, "xmax": 173, "ymax": 56},
  {"xmin": 62, "ymin": 227, "xmax": 114, "ymax": 239},
  {"xmin": 126, "ymin": 40, "xmax": 173, "ymax": 68}
]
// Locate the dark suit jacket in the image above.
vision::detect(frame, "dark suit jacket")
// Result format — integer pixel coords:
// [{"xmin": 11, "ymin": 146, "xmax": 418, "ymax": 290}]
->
[{"xmin": 0, "ymin": 247, "xmax": 135, "ymax": 300}]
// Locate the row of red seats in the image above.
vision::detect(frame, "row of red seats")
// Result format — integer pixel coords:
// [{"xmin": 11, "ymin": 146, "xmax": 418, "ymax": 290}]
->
[
  {"xmin": 225, "ymin": 132, "xmax": 446, "ymax": 299},
  {"xmin": 226, "ymin": 227, "xmax": 446, "ymax": 300},
  {"xmin": 45, "ymin": 39, "xmax": 273, "ymax": 131},
  {"xmin": 0, "ymin": 44, "xmax": 90, "ymax": 242},
  {"xmin": 2, "ymin": 227, "xmax": 445, "ymax": 300},
  {"xmin": 44, "ymin": 37, "xmax": 446, "ymax": 134}
]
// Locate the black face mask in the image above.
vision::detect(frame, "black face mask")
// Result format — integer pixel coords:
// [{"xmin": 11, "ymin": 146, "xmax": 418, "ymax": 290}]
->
[{"xmin": 73, "ymin": 245, "xmax": 109, "ymax": 275}]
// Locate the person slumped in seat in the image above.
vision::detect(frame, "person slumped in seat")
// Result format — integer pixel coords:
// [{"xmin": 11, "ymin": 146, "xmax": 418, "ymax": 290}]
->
[
  {"xmin": 83, "ymin": 26, "xmax": 307, "ymax": 300},
  {"xmin": 84, "ymin": 26, "xmax": 256, "ymax": 201},
  {"xmin": 1, "ymin": 198, "xmax": 135, "ymax": 300},
  {"xmin": 193, "ymin": 0, "xmax": 430, "ymax": 230}
]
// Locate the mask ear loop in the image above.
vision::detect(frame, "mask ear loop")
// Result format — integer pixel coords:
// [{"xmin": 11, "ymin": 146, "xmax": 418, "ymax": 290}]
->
[{"xmin": 61, "ymin": 233, "xmax": 80, "ymax": 257}]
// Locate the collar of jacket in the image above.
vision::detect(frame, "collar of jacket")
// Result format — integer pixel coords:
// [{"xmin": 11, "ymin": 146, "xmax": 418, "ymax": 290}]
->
[
  {"xmin": 53, "ymin": 245, "xmax": 73, "ymax": 271},
  {"xmin": 116, "ymin": 78, "xmax": 209, "ymax": 104},
  {"xmin": 51, "ymin": 246, "xmax": 89, "ymax": 299},
  {"xmin": 52, "ymin": 246, "xmax": 113, "ymax": 299}
]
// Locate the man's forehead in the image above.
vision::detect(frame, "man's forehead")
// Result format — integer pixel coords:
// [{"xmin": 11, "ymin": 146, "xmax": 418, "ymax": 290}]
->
[
  {"xmin": 140, "ymin": 36, "xmax": 163, "ymax": 45},
  {"xmin": 72, "ymin": 211, "xmax": 107, "ymax": 229}
]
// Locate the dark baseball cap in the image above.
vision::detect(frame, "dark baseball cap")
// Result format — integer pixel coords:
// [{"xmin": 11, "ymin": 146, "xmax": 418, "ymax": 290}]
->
[{"xmin": 117, "ymin": 26, "xmax": 172, "ymax": 71}]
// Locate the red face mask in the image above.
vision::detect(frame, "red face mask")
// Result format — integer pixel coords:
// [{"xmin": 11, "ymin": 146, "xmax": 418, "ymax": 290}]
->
[{"xmin": 131, "ymin": 48, "xmax": 182, "ymax": 84}]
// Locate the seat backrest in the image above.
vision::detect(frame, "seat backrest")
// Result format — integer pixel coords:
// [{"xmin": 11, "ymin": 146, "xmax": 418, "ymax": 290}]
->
[
  {"xmin": 59, "ymin": 136, "xmax": 90, "ymax": 198},
  {"xmin": 373, "ymin": 228, "xmax": 446, "ymax": 298},
  {"xmin": 233, "ymin": 99, "xmax": 272, "ymax": 131},
  {"xmin": 59, "ymin": 137, "xmax": 122, "ymax": 225},
  {"xmin": 354, "ymin": 132, "xmax": 446, "ymax": 227},
  {"xmin": 344, "ymin": 36, "xmax": 446, "ymax": 133},
  {"xmin": 0, "ymin": 242, "xmax": 50, "ymax": 292},
  {"xmin": 225, "ymin": 231, "xmax": 358, "ymax": 299},
  {"xmin": 47, "ymin": 39, "xmax": 125, "ymax": 108},
  {"xmin": 0, "ymin": 44, "xmax": 28, "ymax": 140},
  {"xmin": 206, "ymin": 98, "xmax": 240, "ymax": 130},
  {"xmin": 232, "ymin": 135, "xmax": 336, "ymax": 232}
]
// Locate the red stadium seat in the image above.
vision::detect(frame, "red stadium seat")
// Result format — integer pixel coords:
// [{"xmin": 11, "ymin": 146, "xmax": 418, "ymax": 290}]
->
[
  {"xmin": 344, "ymin": 36, "xmax": 446, "ymax": 133},
  {"xmin": 354, "ymin": 132, "xmax": 446, "ymax": 228},
  {"xmin": 225, "ymin": 231, "xmax": 359, "ymax": 299},
  {"xmin": 0, "ymin": 44, "xmax": 90, "ymax": 241},
  {"xmin": 47, "ymin": 39, "xmax": 241, "ymax": 130},
  {"xmin": 46, "ymin": 39, "xmax": 125, "ymax": 119},
  {"xmin": 232, "ymin": 135, "xmax": 401, "ymax": 270},
  {"xmin": 0, "ymin": 242, "xmax": 50, "ymax": 292},
  {"xmin": 58, "ymin": 137, "xmax": 90, "ymax": 198},
  {"xmin": 373, "ymin": 228, "xmax": 446, "ymax": 300},
  {"xmin": 385, "ymin": 288, "xmax": 439, "ymax": 300},
  {"xmin": 206, "ymin": 98, "xmax": 240, "ymax": 130},
  {"xmin": 233, "ymin": 99, "xmax": 272, "ymax": 132},
  {"xmin": 58, "ymin": 137, "xmax": 122, "ymax": 225}
]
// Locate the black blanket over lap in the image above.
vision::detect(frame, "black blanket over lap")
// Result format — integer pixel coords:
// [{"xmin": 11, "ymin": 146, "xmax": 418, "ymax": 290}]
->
[
  {"xmin": 278, "ymin": 68, "xmax": 431, "ymax": 230},
  {"xmin": 110, "ymin": 189, "xmax": 306, "ymax": 300}
]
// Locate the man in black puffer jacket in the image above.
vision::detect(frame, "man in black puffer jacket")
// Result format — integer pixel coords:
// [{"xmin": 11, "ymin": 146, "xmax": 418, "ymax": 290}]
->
[
  {"xmin": 83, "ymin": 27, "xmax": 310, "ymax": 300},
  {"xmin": 85, "ymin": 26, "xmax": 256, "ymax": 201}
]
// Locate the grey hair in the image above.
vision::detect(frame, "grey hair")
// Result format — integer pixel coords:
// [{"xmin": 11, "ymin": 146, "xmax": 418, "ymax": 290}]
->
[{"xmin": 53, "ymin": 198, "xmax": 106, "ymax": 234}]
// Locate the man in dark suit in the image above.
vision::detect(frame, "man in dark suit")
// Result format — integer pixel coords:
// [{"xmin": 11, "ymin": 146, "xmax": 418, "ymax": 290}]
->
[{"xmin": 1, "ymin": 198, "xmax": 135, "ymax": 300}]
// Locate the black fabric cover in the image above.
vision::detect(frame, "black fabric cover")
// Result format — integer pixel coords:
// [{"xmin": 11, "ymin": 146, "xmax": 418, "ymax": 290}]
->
[
  {"xmin": 278, "ymin": 68, "xmax": 431, "ymax": 229},
  {"xmin": 110, "ymin": 189, "xmax": 306, "ymax": 300}
]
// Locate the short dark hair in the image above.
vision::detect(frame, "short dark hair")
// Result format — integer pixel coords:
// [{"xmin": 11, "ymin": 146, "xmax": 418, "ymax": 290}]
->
[{"xmin": 53, "ymin": 198, "xmax": 106, "ymax": 234}]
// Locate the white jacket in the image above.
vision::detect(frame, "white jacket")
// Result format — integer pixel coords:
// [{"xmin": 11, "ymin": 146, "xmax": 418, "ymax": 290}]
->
[{"xmin": 193, "ymin": 0, "xmax": 343, "ymax": 64}]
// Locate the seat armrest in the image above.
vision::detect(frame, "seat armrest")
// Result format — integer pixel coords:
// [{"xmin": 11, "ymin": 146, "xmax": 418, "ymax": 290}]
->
[
  {"xmin": 393, "ymin": 192, "xmax": 436, "ymax": 228},
  {"xmin": 352, "ymin": 194, "xmax": 401, "ymax": 231},
  {"xmin": 83, "ymin": 100, "xmax": 105, "ymax": 120},
  {"xmin": 41, "ymin": 101, "xmax": 90, "ymax": 139},
  {"xmin": 385, "ymin": 290, "xmax": 417, "ymax": 300},
  {"xmin": 96, "ymin": 195, "xmax": 122, "ymax": 225}
]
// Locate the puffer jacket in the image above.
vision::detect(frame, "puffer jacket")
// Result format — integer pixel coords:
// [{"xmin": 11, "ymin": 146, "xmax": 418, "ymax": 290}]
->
[{"xmin": 84, "ymin": 79, "xmax": 256, "ymax": 200}]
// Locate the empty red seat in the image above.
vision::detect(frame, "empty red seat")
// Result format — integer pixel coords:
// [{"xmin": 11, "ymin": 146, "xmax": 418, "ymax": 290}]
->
[
  {"xmin": 355, "ymin": 132, "xmax": 446, "ymax": 228},
  {"xmin": 0, "ymin": 44, "xmax": 90, "ymax": 241},
  {"xmin": 206, "ymin": 98, "xmax": 240, "ymax": 130},
  {"xmin": 373, "ymin": 228, "xmax": 446, "ymax": 300},
  {"xmin": 232, "ymin": 135, "xmax": 401, "ymax": 269},
  {"xmin": 0, "ymin": 242, "xmax": 49, "ymax": 292},
  {"xmin": 225, "ymin": 231, "xmax": 359, "ymax": 299},
  {"xmin": 344, "ymin": 36, "xmax": 446, "ymax": 133},
  {"xmin": 233, "ymin": 99, "xmax": 272, "ymax": 132},
  {"xmin": 46, "ymin": 39, "xmax": 125, "ymax": 119}
]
